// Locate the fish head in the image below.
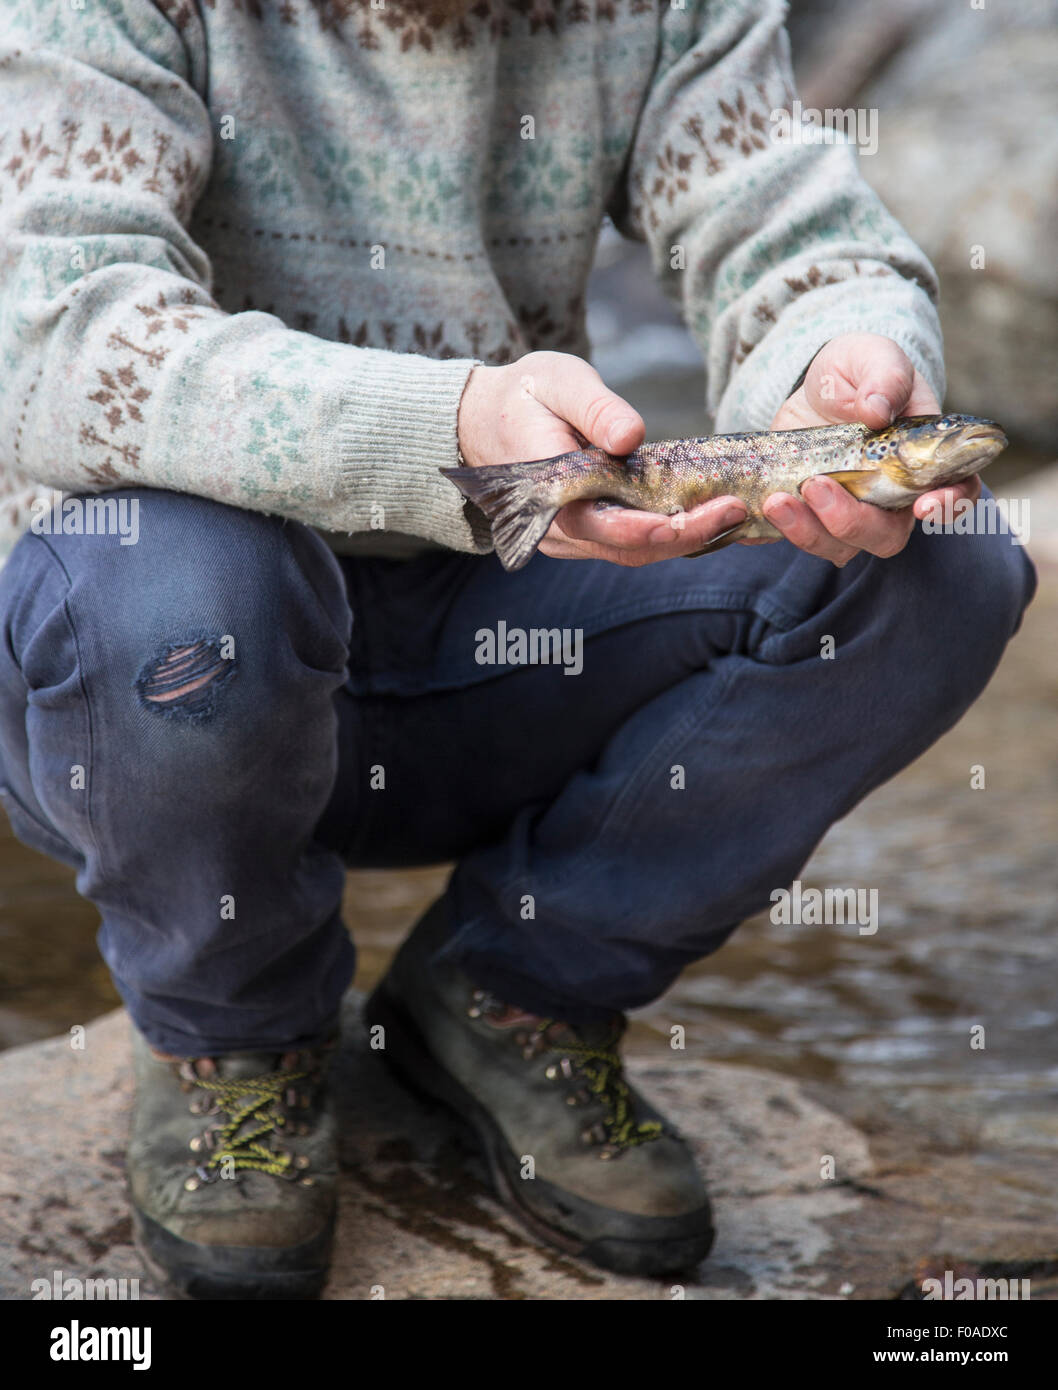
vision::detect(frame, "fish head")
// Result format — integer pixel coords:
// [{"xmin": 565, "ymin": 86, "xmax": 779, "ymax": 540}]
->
[{"xmin": 872, "ymin": 414, "xmax": 1008, "ymax": 490}]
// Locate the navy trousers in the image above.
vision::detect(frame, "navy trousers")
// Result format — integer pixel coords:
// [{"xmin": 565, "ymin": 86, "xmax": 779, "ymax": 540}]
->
[{"xmin": 0, "ymin": 487, "xmax": 1036, "ymax": 1054}]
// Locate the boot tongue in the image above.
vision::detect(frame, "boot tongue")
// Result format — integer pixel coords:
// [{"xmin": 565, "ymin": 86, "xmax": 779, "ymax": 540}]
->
[
  {"xmin": 547, "ymin": 1016, "xmax": 624, "ymax": 1050},
  {"xmin": 470, "ymin": 988, "xmax": 625, "ymax": 1050},
  {"xmin": 205, "ymin": 1053, "xmax": 283, "ymax": 1081}
]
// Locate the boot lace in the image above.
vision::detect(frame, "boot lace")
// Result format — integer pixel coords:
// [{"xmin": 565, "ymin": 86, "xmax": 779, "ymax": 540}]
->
[
  {"xmin": 547, "ymin": 1030, "xmax": 663, "ymax": 1155},
  {"xmin": 469, "ymin": 990, "xmax": 662, "ymax": 1157},
  {"xmin": 181, "ymin": 1063, "xmax": 309, "ymax": 1184}
]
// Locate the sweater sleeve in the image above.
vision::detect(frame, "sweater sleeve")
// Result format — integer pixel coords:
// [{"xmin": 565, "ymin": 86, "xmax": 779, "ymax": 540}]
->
[
  {"xmin": 0, "ymin": 1, "xmax": 488, "ymax": 553},
  {"xmin": 610, "ymin": 0, "xmax": 945, "ymax": 430}
]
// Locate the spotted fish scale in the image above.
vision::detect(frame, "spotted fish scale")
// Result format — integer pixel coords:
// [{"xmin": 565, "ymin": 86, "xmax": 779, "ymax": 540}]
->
[{"xmin": 442, "ymin": 414, "xmax": 1007, "ymax": 572}]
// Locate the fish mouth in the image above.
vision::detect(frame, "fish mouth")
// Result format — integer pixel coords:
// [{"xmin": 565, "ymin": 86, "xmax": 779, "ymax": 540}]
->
[
  {"xmin": 934, "ymin": 423, "xmax": 1007, "ymax": 469},
  {"xmin": 892, "ymin": 420, "xmax": 1008, "ymax": 488}
]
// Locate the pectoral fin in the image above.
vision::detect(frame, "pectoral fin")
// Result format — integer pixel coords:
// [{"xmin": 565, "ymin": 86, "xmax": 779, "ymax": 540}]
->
[
  {"xmin": 680, "ymin": 519, "xmax": 751, "ymax": 559},
  {"xmin": 805, "ymin": 469, "xmax": 882, "ymax": 501}
]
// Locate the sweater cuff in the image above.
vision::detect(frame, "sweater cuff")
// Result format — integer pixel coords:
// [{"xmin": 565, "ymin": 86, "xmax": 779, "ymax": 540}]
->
[
  {"xmin": 715, "ymin": 280, "xmax": 946, "ymax": 433},
  {"xmin": 329, "ymin": 350, "xmax": 492, "ymax": 554}
]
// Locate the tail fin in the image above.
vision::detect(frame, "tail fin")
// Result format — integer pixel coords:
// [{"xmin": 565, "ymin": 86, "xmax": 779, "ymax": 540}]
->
[{"xmin": 440, "ymin": 461, "xmax": 560, "ymax": 571}]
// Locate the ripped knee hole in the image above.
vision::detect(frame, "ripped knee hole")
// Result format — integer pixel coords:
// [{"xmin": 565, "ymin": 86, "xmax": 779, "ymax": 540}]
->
[{"xmin": 135, "ymin": 637, "xmax": 236, "ymax": 720}]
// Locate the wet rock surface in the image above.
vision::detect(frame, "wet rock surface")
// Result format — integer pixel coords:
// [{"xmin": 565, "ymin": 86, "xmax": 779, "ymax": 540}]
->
[{"xmin": 0, "ymin": 991, "xmax": 875, "ymax": 1301}]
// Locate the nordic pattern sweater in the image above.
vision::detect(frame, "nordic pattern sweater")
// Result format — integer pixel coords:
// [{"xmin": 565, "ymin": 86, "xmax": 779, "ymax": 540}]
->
[{"xmin": 0, "ymin": 0, "xmax": 944, "ymax": 565}]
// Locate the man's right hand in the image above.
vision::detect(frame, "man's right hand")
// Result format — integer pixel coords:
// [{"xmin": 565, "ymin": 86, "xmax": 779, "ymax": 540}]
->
[{"xmin": 457, "ymin": 351, "xmax": 747, "ymax": 567}]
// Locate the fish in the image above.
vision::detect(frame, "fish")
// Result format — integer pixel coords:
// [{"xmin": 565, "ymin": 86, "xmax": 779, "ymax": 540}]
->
[{"xmin": 440, "ymin": 413, "xmax": 1007, "ymax": 572}]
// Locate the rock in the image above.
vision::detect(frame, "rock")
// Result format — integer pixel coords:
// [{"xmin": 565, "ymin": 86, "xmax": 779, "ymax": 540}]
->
[
  {"xmin": 863, "ymin": 28, "xmax": 1058, "ymax": 447},
  {"xmin": 789, "ymin": 0, "xmax": 1058, "ymax": 448},
  {"xmin": 0, "ymin": 992, "xmax": 873, "ymax": 1301}
]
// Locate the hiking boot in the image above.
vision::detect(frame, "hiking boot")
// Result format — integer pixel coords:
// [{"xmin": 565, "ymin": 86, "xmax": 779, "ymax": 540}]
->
[
  {"xmin": 128, "ymin": 1026, "xmax": 339, "ymax": 1299},
  {"xmin": 365, "ymin": 902, "xmax": 715, "ymax": 1276}
]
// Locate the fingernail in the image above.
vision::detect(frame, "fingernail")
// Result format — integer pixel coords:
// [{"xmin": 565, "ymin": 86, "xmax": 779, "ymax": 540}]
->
[
  {"xmin": 802, "ymin": 478, "xmax": 835, "ymax": 511},
  {"xmin": 721, "ymin": 504, "xmax": 746, "ymax": 528},
  {"xmin": 768, "ymin": 495, "xmax": 797, "ymax": 523},
  {"xmin": 866, "ymin": 393, "xmax": 893, "ymax": 424},
  {"xmin": 605, "ymin": 420, "xmax": 637, "ymax": 453}
]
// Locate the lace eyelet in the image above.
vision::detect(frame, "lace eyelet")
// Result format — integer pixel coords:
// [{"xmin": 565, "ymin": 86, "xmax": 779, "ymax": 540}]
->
[
  {"xmin": 189, "ymin": 1124, "xmax": 222, "ymax": 1153},
  {"xmin": 186, "ymin": 1163, "xmax": 221, "ymax": 1187}
]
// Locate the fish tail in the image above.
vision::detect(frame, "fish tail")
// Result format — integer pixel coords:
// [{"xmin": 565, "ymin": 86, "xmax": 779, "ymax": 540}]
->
[{"xmin": 440, "ymin": 460, "xmax": 563, "ymax": 571}]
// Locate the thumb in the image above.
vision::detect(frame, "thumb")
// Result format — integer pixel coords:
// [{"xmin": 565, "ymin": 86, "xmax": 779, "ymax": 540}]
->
[
  {"xmin": 805, "ymin": 333, "xmax": 915, "ymax": 429},
  {"xmin": 849, "ymin": 334, "xmax": 916, "ymax": 429},
  {"xmin": 535, "ymin": 354, "xmax": 645, "ymax": 454}
]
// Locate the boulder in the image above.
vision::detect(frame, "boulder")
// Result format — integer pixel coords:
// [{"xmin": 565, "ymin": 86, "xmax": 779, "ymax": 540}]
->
[
  {"xmin": 791, "ymin": 0, "xmax": 1058, "ymax": 447},
  {"xmin": 0, "ymin": 992, "xmax": 873, "ymax": 1301}
]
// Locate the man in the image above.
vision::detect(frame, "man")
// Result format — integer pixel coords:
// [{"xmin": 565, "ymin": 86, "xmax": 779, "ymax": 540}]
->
[{"xmin": 0, "ymin": 0, "xmax": 1034, "ymax": 1299}]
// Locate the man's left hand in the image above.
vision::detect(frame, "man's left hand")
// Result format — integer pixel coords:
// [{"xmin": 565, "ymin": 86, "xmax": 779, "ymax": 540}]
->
[{"xmin": 763, "ymin": 332, "xmax": 981, "ymax": 567}]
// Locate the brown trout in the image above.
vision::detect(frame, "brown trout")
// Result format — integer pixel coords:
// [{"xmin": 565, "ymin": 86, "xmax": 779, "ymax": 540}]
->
[{"xmin": 441, "ymin": 414, "xmax": 1007, "ymax": 572}]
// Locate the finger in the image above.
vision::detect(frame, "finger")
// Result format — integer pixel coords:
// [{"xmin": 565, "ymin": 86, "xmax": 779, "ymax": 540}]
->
[
  {"xmin": 913, "ymin": 473, "xmax": 982, "ymax": 522},
  {"xmin": 804, "ymin": 333, "xmax": 915, "ymax": 429},
  {"xmin": 902, "ymin": 374, "xmax": 941, "ymax": 417},
  {"xmin": 850, "ymin": 340, "xmax": 916, "ymax": 430},
  {"xmin": 799, "ymin": 475, "xmax": 915, "ymax": 558},
  {"xmin": 533, "ymin": 355, "xmax": 645, "ymax": 455},
  {"xmin": 545, "ymin": 495, "xmax": 747, "ymax": 563},
  {"xmin": 762, "ymin": 489, "xmax": 863, "ymax": 567},
  {"xmin": 772, "ymin": 367, "xmax": 940, "ymax": 433},
  {"xmin": 770, "ymin": 387, "xmax": 822, "ymax": 431}
]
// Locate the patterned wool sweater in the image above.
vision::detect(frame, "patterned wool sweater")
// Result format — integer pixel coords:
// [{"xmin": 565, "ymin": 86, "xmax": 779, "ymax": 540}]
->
[{"xmin": 0, "ymin": 0, "xmax": 944, "ymax": 565}]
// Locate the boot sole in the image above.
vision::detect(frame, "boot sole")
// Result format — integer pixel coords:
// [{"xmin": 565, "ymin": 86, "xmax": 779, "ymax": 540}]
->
[
  {"xmin": 365, "ymin": 980, "xmax": 715, "ymax": 1278},
  {"xmin": 132, "ymin": 1208, "xmax": 333, "ymax": 1301}
]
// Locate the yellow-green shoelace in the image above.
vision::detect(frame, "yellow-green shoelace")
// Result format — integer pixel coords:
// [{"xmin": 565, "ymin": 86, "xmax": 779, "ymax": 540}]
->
[
  {"xmin": 192, "ymin": 1071, "xmax": 306, "ymax": 1178},
  {"xmin": 545, "ymin": 1033, "xmax": 663, "ymax": 1150}
]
